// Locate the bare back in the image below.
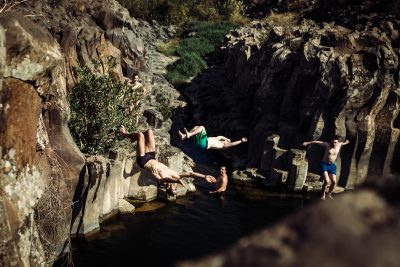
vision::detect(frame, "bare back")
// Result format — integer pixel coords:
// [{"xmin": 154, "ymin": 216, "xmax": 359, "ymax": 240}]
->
[{"xmin": 144, "ymin": 159, "xmax": 180, "ymax": 180}]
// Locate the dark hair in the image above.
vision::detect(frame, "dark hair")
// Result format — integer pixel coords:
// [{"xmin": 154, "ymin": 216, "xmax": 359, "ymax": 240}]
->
[
  {"xmin": 331, "ymin": 135, "xmax": 341, "ymax": 141},
  {"xmin": 166, "ymin": 184, "xmax": 177, "ymax": 196}
]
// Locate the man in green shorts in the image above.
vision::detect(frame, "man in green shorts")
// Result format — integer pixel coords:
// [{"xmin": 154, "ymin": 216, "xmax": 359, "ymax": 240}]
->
[{"xmin": 179, "ymin": 125, "xmax": 247, "ymax": 150}]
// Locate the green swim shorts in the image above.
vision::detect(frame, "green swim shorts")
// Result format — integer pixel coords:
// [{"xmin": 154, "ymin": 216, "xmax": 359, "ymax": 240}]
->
[{"xmin": 194, "ymin": 127, "xmax": 208, "ymax": 149}]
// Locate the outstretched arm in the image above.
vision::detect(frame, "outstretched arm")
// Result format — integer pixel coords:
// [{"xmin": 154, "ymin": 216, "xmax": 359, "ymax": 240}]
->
[
  {"xmin": 179, "ymin": 172, "xmax": 217, "ymax": 183},
  {"xmin": 302, "ymin": 140, "xmax": 328, "ymax": 147},
  {"xmin": 341, "ymin": 140, "xmax": 350, "ymax": 146}
]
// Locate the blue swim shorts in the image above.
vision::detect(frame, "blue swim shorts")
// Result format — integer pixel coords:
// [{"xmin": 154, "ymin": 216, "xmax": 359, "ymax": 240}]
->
[{"xmin": 320, "ymin": 162, "xmax": 336, "ymax": 175}]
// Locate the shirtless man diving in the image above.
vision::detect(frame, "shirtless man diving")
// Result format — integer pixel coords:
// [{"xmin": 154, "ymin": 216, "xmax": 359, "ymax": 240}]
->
[
  {"xmin": 178, "ymin": 125, "xmax": 247, "ymax": 150},
  {"xmin": 120, "ymin": 126, "xmax": 216, "ymax": 195},
  {"xmin": 302, "ymin": 137, "xmax": 349, "ymax": 200}
]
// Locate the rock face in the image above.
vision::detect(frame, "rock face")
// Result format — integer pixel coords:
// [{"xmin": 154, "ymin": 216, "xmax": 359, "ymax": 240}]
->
[
  {"xmin": 0, "ymin": 0, "xmax": 185, "ymax": 265},
  {"xmin": 184, "ymin": 18, "xmax": 400, "ymax": 189},
  {"xmin": 0, "ymin": 12, "xmax": 85, "ymax": 266}
]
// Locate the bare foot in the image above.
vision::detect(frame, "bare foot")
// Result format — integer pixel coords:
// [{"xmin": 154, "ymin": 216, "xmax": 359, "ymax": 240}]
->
[
  {"xmin": 328, "ymin": 194, "xmax": 334, "ymax": 199},
  {"xmin": 321, "ymin": 195, "xmax": 326, "ymax": 200},
  {"xmin": 241, "ymin": 137, "xmax": 248, "ymax": 143},
  {"xmin": 178, "ymin": 130, "xmax": 185, "ymax": 140},
  {"xmin": 184, "ymin": 128, "xmax": 190, "ymax": 138}
]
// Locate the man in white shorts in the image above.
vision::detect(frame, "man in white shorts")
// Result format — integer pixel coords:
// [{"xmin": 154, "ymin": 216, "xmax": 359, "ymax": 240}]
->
[
  {"xmin": 120, "ymin": 126, "xmax": 216, "ymax": 195},
  {"xmin": 178, "ymin": 125, "xmax": 247, "ymax": 150}
]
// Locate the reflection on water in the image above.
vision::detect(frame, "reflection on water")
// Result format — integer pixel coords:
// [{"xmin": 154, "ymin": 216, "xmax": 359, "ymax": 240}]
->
[{"xmin": 70, "ymin": 181, "xmax": 317, "ymax": 267}]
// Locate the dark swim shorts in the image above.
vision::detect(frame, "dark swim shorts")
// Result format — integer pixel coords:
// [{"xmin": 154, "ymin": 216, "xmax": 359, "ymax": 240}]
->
[
  {"xmin": 320, "ymin": 162, "xmax": 336, "ymax": 175},
  {"xmin": 137, "ymin": 152, "xmax": 156, "ymax": 169},
  {"xmin": 194, "ymin": 127, "xmax": 208, "ymax": 149}
]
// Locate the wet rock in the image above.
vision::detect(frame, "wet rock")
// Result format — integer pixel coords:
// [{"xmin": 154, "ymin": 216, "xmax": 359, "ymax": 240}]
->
[{"xmin": 118, "ymin": 199, "xmax": 135, "ymax": 215}]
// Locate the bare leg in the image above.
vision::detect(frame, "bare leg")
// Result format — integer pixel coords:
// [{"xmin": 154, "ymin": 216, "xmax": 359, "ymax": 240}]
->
[
  {"xmin": 143, "ymin": 129, "xmax": 155, "ymax": 153},
  {"xmin": 178, "ymin": 126, "xmax": 204, "ymax": 140},
  {"xmin": 222, "ymin": 137, "xmax": 247, "ymax": 149},
  {"xmin": 327, "ymin": 173, "xmax": 337, "ymax": 199},
  {"xmin": 120, "ymin": 126, "xmax": 146, "ymax": 156},
  {"xmin": 321, "ymin": 171, "xmax": 329, "ymax": 200},
  {"xmin": 135, "ymin": 132, "xmax": 146, "ymax": 157}
]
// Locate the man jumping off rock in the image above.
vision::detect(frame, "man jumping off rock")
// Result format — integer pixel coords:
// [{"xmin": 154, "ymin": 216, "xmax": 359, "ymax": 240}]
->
[
  {"xmin": 120, "ymin": 126, "xmax": 216, "ymax": 195},
  {"xmin": 178, "ymin": 125, "xmax": 247, "ymax": 150},
  {"xmin": 302, "ymin": 137, "xmax": 349, "ymax": 200}
]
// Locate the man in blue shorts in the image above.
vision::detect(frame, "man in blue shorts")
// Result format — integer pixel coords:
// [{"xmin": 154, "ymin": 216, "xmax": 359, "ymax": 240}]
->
[
  {"xmin": 178, "ymin": 125, "xmax": 247, "ymax": 150},
  {"xmin": 302, "ymin": 137, "xmax": 349, "ymax": 200}
]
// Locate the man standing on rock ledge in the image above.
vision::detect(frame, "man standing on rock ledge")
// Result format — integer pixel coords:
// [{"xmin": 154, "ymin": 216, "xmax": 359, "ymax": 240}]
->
[
  {"xmin": 119, "ymin": 126, "xmax": 216, "ymax": 195},
  {"xmin": 302, "ymin": 137, "xmax": 349, "ymax": 200}
]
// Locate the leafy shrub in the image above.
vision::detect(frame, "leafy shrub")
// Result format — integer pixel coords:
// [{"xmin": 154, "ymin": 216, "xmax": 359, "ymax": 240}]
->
[
  {"xmin": 156, "ymin": 94, "xmax": 174, "ymax": 120},
  {"xmin": 69, "ymin": 56, "xmax": 143, "ymax": 154},
  {"xmin": 163, "ymin": 21, "xmax": 236, "ymax": 85},
  {"xmin": 174, "ymin": 37, "xmax": 215, "ymax": 57},
  {"xmin": 156, "ymin": 39, "xmax": 179, "ymax": 56},
  {"xmin": 167, "ymin": 51, "xmax": 206, "ymax": 77}
]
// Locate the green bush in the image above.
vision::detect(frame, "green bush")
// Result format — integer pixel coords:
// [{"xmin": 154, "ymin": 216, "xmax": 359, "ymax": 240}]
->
[
  {"xmin": 156, "ymin": 94, "xmax": 174, "ymax": 120},
  {"xmin": 68, "ymin": 56, "xmax": 143, "ymax": 154},
  {"xmin": 167, "ymin": 52, "xmax": 206, "ymax": 77},
  {"xmin": 163, "ymin": 21, "xmax": 237, "ymax": 85},
  {"xmin": 174, "ymin": 37, "xmax": 214, "ymax": 57}
]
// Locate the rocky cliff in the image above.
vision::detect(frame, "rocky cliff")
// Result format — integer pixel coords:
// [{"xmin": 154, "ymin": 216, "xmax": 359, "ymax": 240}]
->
[
  {"xmin": 0, "ymin": 0, "xmax": 187, "ymax": 265},
  {"xmin": 183, "ymin": 16, "xmax": 400, "ymax": 188},
  {"xmin": 1, "ymin": 0, "xmax": 400, "ymax": 266}
]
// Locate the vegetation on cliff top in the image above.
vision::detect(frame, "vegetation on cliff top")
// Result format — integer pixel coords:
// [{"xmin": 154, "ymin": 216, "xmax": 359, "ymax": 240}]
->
[
  {"xmin": 162, "ymin": 21, "xmax": 237, "ymax": 85},
  {"xmin": 117, "ymin": 0, "xmax": 247, "ymax": 25}
]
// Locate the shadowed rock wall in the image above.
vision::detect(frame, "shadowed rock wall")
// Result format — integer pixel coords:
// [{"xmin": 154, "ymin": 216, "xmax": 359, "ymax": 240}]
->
[{"xmin": 184, "ymin": 19, "xmax": 400, "ymax": 188}]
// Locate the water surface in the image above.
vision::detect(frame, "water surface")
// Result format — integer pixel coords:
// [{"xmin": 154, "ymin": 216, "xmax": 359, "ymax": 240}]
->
[{"xmin": 71, "ymin": 180, "xmax": 317, "ymax": 267}]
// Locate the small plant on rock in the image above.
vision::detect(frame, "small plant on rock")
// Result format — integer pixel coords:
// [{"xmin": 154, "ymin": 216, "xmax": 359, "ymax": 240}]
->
[{"xmin": 69, "ymin": 56, "xmax": 143, "ymax": 155}]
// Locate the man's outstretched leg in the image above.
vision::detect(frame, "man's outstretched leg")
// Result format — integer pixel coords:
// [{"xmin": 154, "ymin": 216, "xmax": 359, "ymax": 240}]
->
[
  {"xmin": 120, "ymin": 126, "xmax": 146, "ymax": 157},
  {"xmin": 143, "ymin": 128, "xmax": 156, "ymax": 153},
  {"xmin": 178, "ymin": 126, "xmax": 204, "ymax": 140}
]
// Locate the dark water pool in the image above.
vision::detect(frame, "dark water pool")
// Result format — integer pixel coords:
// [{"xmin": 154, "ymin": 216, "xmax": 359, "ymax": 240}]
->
[{"xmin": 69, "ymin": 180, "xmax": 317, "ymax": 267}]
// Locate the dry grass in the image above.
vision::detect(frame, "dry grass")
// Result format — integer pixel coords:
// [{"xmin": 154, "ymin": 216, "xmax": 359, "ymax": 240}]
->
[
  {"xmin": 263, "ymin": 11, "xmax": 298, "ymax": 28},
  {"xmin": 0, "ymin": 0, "xmax": 27, "ymax": 14},
  {"xmin": 156, "ymin": 38, "xmax": 180, "ymax": 57},
  {"xmin": 35, "ymin": 177, "xmax": 73, "ymax": 266}
]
